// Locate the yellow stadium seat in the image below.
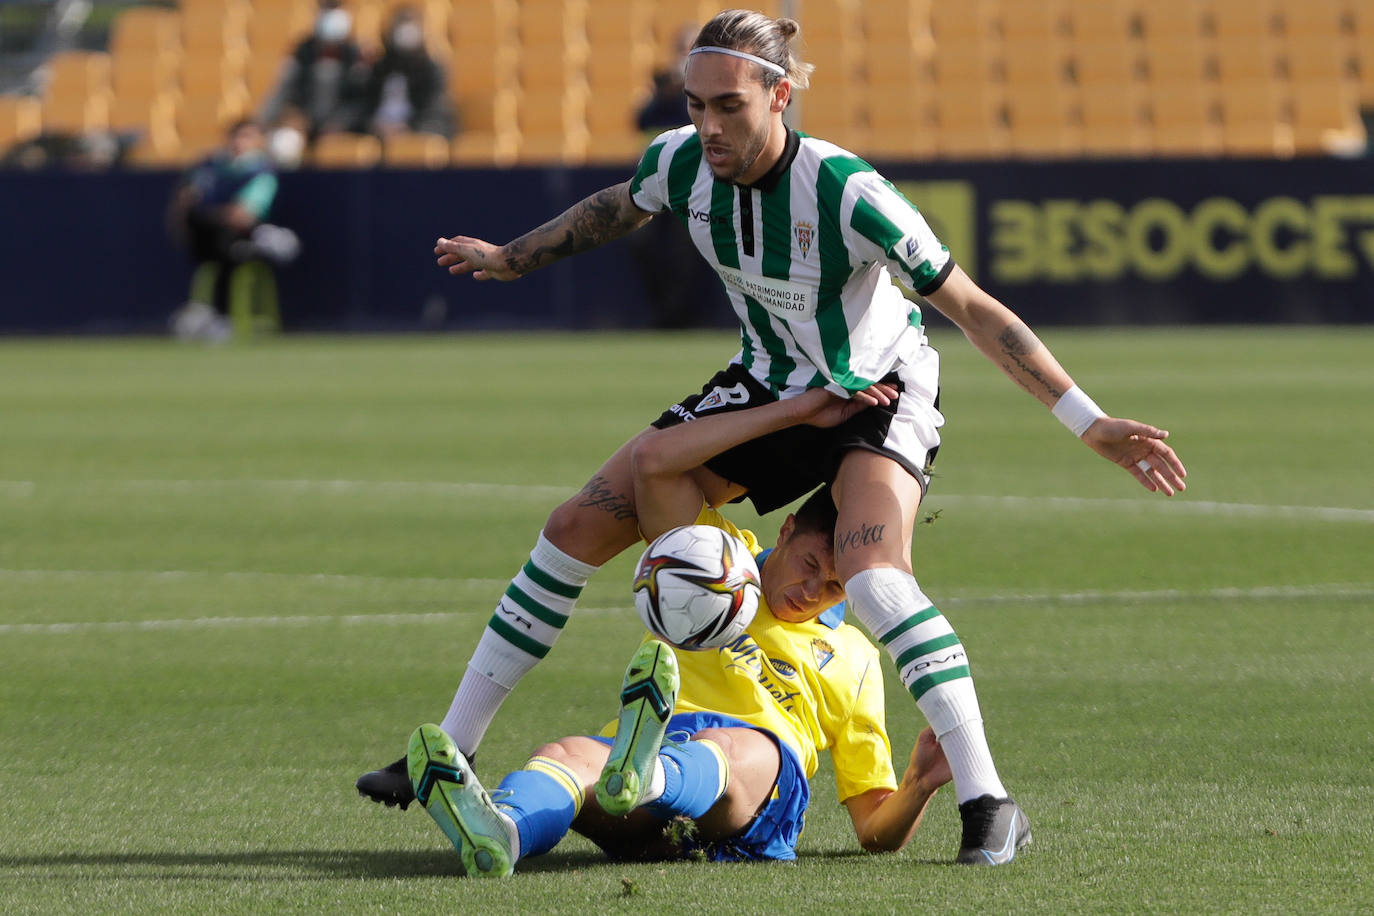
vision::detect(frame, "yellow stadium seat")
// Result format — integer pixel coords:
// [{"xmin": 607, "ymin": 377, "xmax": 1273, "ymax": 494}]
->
[
  {"xmin": 928, "ymin": 0, "xmax": 997, "ymax": 42},
  {"xmin": 932, "ymin": 84, "xmax": 1008, "ymax": 158},
  {"xmin": 929, "ymin": 38, "xmax": 998, "ymax": 87},
  {"xmin": 1001, "ymin": 38, "xmax": 1073, "ymax": 86},
  {"xmin": 110, "ymin": 7, "xmax": 181, "ymax": 57},
  {"xmin": 312, "ymin": 132, "xmax": 383, "ymax": 167},
  {"xmin": 1133, "ymin": 0, "xmax": 1207, "ymax": 41},
  {"xmin": 1005, "ymin": 86, "xmax": 1081, "ymax": 157},
  {"xmin": 1147, "ymin": 82, "xmax": 1223, "ymax": 155},
  {"xmin": 42, "ymin": 51, "xmax": 113, "ymax": 133},
  {"xmin": 112, "ymin": 52, "xmax": 179, "ymax": 102},
  {"xmin": 384, "ymin": 131, "xmax": 450, "ymax": 167},
  {"xmin": 1284, "ymin": 37, "xmax": 1354, "ymax": 84},
  {"xmin": 1079, "ymin": 85, "xmax": 1152, "ymax": 155},
  {"xmin": 1064, "ymin": 0, "xmax": 1133, "ymax": 42},
  {"xmin": 0, "ymin": 94, "xmax": 43, "ymax": 151},
  {"xmin": 1141, "ymin": 34, "xmax": 1210, "ymax": 83},
  {"xmin": 804, "ymin": 83, "xmax": 863, "ymax": 136},
  {"xmin": 582, "ymin": 128, "xmax": 649, "ymax": 165},
  {"xmin": 999, "ymin": 1, "xmax": 1068, "ymax": 41},
  {"xmin": 515, "ymin": 130, "xmax": 587, "ymax": 165},
  {"xmin": 451, "ymin": 129, "xmax": 520, "ymax": 167},
  {"xmin": 1212, "ymin": 37, "xmax": 1282, "ymax": 84},
  {"xmin": 1207, "ymin": 0, "xmax": 1282, "ymax": 42},
  {"xmin": 110, "ymin": 89, "xmax": 179, "ymax": 135},
  {"xmin": 1290, "ymin": 81, "xmax": 1364, "ymax": 153},
  {"xmin": 1072, "ymin": 40, "xmax": 1144, "ymax": 87}
]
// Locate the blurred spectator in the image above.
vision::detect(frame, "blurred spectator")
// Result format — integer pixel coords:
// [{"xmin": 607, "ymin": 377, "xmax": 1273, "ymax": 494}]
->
[
  {"xmin": 260, "ymin": 0, "xmax": 370, "ymax": 151},
  {"xmin": 635, "ymin": 23, "xmax": 694, "ymax": 132},
  {"xmin": 167, "ymin": 119, "xmax": 299, "ymax": 341},
  {"xmin": 628, "ymin": 22, "xmax": 727, "ymax": 328},
  {"xmin": 357, "ymin": 4, "xmax": 454, "ymax": 138},
  {"xmin": 2, "ymin": 129, "xmax": 127, "ymax": 170}
]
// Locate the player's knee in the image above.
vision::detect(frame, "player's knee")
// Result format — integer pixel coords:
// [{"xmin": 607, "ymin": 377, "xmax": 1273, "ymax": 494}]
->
[
  {"xmin": 629, "ymin": 431, "xmax": 674, "ymax": 480},
  {"xmin": 529, "ymin": 738, "xmax": 577, "ymax": 765}
]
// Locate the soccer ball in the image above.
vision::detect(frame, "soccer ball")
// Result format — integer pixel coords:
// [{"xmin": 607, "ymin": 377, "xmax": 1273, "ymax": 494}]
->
[{"xmin": 633, "ymin": 525, "xmax": 761, "ymax": 651}]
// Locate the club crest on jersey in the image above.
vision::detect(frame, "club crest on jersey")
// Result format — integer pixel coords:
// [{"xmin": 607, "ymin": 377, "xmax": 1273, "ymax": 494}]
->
[
  {"xmin": 794, "ymin": 220, "xmax": 815, "ymax": 259},
  {"xmin": 811, "ymin": 637, "xmax": 835, "ymax": 670},
  {"xmin": 696, "ymin": 382, "xmax": 750, "ymax": 412}
]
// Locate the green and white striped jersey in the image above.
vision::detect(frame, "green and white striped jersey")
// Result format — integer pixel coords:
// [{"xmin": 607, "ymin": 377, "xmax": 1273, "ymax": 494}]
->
[{"xmin": 630, "ymin": 126, "xmax": 954, "ymax": 397}]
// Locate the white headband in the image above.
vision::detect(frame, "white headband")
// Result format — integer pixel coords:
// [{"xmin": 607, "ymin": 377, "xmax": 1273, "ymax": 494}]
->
[{"xmin": 689, "ymin": 46, "xmax": 787, "ymax": 77}]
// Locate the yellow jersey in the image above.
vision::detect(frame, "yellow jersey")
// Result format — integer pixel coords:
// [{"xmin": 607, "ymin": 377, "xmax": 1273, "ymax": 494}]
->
[{"xmin": 619, "ymin": 508, "xmax": 898, "ymax": 802}]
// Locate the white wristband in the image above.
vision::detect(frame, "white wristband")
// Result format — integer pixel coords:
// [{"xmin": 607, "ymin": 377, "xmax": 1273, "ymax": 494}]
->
[{"xmin": 1052, "ymin": 385, "xmax": 1106, "ymax": 437}]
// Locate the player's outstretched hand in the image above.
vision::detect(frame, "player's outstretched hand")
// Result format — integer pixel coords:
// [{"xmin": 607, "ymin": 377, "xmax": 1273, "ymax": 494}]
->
[
  {"xmin": 1082, "ymin": 417, "xmax": 1188, "ymax": 495},
  {"xmin": 435, "ymin": 236, "xmax": 520, "ymax": 281},
  {"xmin": 791, "ymin": 383, "xmax": 898, "ymax": 428},
  {"xmin": 911, "ymin": 727, "xmax": 952, "ymax": 794}
]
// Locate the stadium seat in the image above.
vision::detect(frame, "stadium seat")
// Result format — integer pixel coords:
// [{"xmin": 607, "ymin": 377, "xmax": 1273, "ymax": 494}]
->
[
  {"xmin": 42, "ymin": 51, "xmax": 113, "ymax": 133},
  {"xmin": 1216, "ymin": 81, "xmax": 1293, "ymax": 156},
  {"xmin": 1290, "ymin": 82, "xmax": 1365, "ymax": 153},
  {"xmin": 1005, "ymin": 86, "xmax": 1081, "ymax": 157},
  {"xmin": 1212, "ymin": 37, "xmax": 1283, "ymax": 84},
  {"xmin": 383, "ymin": 131, "xmax": 450, "ymax": 167},
  {"xmin": 582, "ymin": 129, "xmax": 649, "ymax": 165},
  {"xmin": 1147, "ymin": 82, "xmax": 1223, "ymax": 155},
  {"xmin": 1071, "ymin": 39, "xmax": 1144, "ymax": 87},
  {"xmin": 1079, "ymin": 85, "xmax": 1152, "ymax": 155},
  {"xmin": 1063, "ymin": 0, "xmax": 1133, "ymax": 43},
  {"xmin": 932, "ymin": 84, "xmax": 1009, "ymax": 158},
  {"xmin": 1207, "ymin": 0, "xmax": 1283, "ymax": 42},
  {"xmin": 998, "ymin": 0, "xmax": 1068, "ymax": 42},
  {"xmin": 928, "ymin": 0, "xmax": 997, "ymax": 42},
  {"xmin": 1130, "ymin": 0, "xmax": 1205, "ymax": 40},
  {"xmin": 0, "ymin": 94, "xmax": 42, "ymax": 152},
  {"xmin": 110, "ymin": 6, "xmax": 182, "ymax": 57},
  {"xmin": 450, "ymin": 129, "xmax": 519, "ymax": 167},
  {"xmin": 312, "ymin": 132, "xmax": 383, "ymax": 167},
  {"xmin": 1141, "ymin": 33, "xmax": 1210, "ymax": 84}
]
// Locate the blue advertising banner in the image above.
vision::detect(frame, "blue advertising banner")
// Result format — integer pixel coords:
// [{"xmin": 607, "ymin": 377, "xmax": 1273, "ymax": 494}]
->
[{"xmin": 1, "ymin": 156, "xmax": 1370, "ymax": 333}]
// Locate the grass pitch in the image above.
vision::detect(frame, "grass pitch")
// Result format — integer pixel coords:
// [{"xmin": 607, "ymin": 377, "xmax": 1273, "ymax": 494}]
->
[{"xmin": 0, "ymin": 327, "xmax": 1370, "ymax": 914}]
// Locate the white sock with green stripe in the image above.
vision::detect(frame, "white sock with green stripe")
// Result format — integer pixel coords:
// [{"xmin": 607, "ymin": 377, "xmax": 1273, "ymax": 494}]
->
[
  {"xmin": 845, "ymin": 567, "xmax": 1007, "ymax": 804},
  {"xmin": 441, "ymin": 533, "xmax": 598, "ymax": 756}
]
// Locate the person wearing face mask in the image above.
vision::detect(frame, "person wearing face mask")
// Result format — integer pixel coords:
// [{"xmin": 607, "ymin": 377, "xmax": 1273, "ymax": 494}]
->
[
  {"xmin": 260, "ymin": 0, "xmax": 370, "ymax": 144},
  {"xmin": 357, "ymin": 5, "xmax": 454, "ymax": 139}
]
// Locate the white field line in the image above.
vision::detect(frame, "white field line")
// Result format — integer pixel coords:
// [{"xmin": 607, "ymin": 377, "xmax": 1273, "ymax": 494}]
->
[
  {"xmin": 1, "ymin": 479, "xmax": 1371, "ymax": 523},
  {"xmin": 2, "ymin": 580, "xmax": 1369, "ymax": 636},
  {"xmin": 0, "ymin": 568, "xmax": 508, "ymax": 590},
  {"xmin": 930, "ymin": 494, "xmax": 1374, "ymax": 524}
]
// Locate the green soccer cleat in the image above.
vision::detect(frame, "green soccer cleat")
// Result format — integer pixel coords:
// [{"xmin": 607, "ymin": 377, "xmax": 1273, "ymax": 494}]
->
[
  {"xmin": 595, "ymin": 640, "xmax": 680, "ymax": 816},
  {"xmin": 407, "ymin": 723, "xmax": 514, "ymax": 877}
]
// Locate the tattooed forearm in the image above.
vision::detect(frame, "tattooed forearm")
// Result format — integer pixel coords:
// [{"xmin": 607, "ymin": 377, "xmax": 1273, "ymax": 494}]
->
[
  {"xmin": 995, "ymin": 322, "xmax": 1064, "ymax": 400},
  {"xmin": 578, "ymin": 475, "xmax": 637, "ymax": 521},
  {"xmin": 505, "ymin": 185, "xmax": 640, "ymax": 275},
  {"xmin": 837, "ymin": 522, "xmax": 886, "ymax": 554}
]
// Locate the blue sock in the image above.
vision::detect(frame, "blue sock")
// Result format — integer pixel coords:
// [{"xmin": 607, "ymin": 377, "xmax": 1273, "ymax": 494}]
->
[
  {"xmin": 495, "ymin": 757, "xmax": 582, "ymax": 859},
  {"xmin": 643, "ymin": 740, "xmax": 729, "ymax": 820}
]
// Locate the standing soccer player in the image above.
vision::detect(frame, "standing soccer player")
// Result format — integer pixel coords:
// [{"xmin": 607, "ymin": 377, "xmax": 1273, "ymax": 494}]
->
[{"xmin": 357, "ymin": 9, "xmax": 1187, "ymax": 865}]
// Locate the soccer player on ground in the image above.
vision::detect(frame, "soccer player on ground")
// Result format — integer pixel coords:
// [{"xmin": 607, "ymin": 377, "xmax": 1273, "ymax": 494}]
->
[
  {"xmin": 358, "ymin": 9, "xmax": 1187, "ymax": 865},
  {"xmin": 405, "ymin": 387, "xmax": 954, "ymax": 875}
]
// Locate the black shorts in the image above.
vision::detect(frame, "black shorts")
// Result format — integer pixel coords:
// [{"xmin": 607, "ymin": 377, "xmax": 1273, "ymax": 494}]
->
[{"xmin": 651, "ymin": 358, "xmax": 944, "ymax": 515}]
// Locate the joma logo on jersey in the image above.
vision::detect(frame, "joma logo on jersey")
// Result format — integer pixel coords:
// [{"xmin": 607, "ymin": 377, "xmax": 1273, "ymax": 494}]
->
[
  {"xmin": 674, "ymin": 204, "xmax": 730, "ymax": 226},
  {"xmin": 794, "ymin": 220, "xmax": 815, "ymax": 259}
]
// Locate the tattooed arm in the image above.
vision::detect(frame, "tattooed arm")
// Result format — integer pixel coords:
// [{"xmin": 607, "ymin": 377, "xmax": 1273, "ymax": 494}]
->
[
  {"xmin": 926, "ymin": 265, "xmax": 1187, "ymax": 493},
  {"xmin": 923, "ymin": 265, "xmax": 1074, "ymax": 408},
  {"xmin": 434, "ymin": 182, "xmax": 653, "ymax": 281}
]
